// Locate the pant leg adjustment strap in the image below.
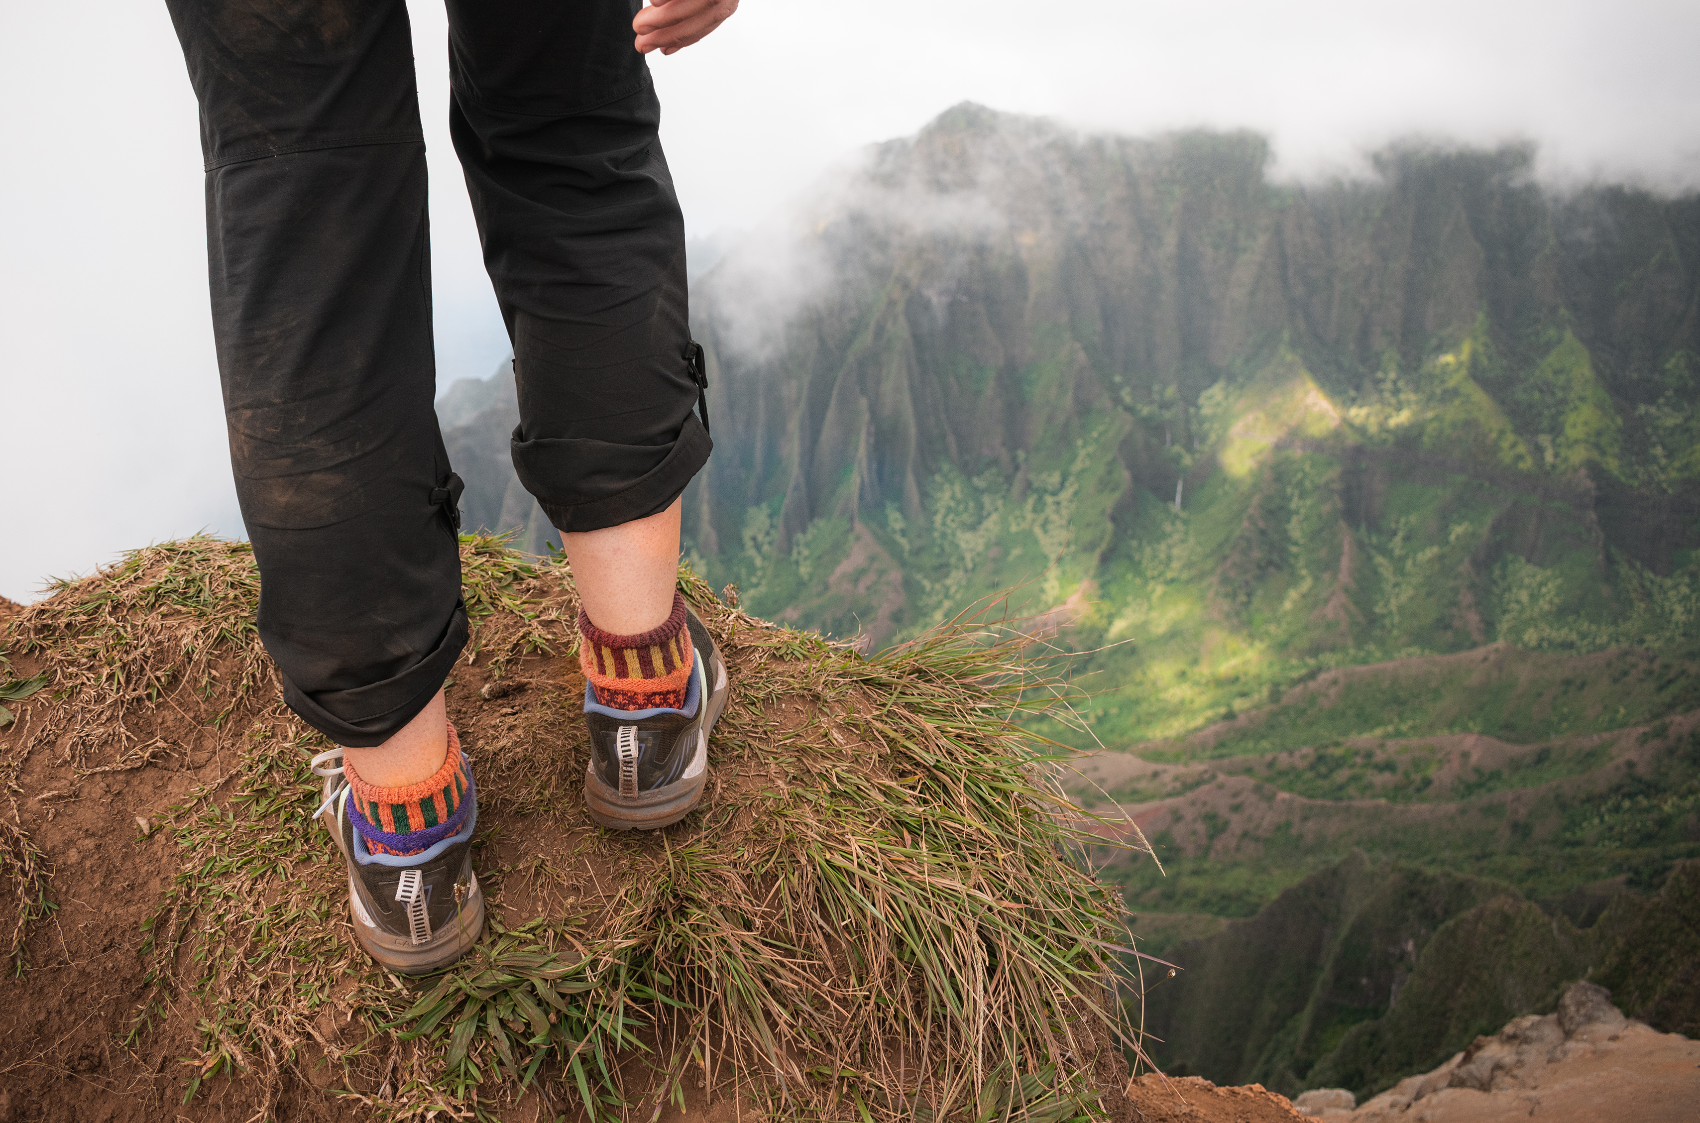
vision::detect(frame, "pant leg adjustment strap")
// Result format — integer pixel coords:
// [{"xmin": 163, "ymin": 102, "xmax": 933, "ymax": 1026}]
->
[
  {"xmin": 431, "ymin": 473, "xmax": 466, "ymax": 532},
  {"xmin": 687, "ymin": 342, "xmax": 710, "ymax": 440}
]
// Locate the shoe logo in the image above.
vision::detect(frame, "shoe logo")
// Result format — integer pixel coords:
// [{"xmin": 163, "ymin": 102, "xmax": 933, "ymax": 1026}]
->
[{"xmin": 395, "ymin": 869, "xmax": 433, "ymax": 947}]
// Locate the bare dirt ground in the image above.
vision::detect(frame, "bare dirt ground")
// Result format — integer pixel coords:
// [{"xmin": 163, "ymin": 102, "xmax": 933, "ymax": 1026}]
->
[{"xmin": 1122, "ymin": 1075, "xmax": 1304, "ymax": 1121}]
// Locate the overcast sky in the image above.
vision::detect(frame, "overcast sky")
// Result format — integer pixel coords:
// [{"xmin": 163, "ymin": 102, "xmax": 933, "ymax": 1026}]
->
[{"xmin": 3, "ymin": 0, "xmax": 1698, "ymax": 602}]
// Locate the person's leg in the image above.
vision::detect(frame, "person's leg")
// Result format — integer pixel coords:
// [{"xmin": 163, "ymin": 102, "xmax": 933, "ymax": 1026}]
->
[
  {"xmin": 164, "ymin": 0, "xmax": 465, "ymax": 764},
  {"xmin": 561, "ymin": 499, "xmax": 683, "ymax": 635},
  {"xmin": 343, "ymin": 690, "xmax": 449, "ymax": 787},
  {"xmin": 166, "ymin": 0, "xmax": 481, "ymax": 969},
  {"xmin": 447, "ymin": 0, "xmax": 707, "ymax": 678},
  {"xmin": 446, "ymin": 0, "xmax": 722, "ymax": 828},
  {"xmin": 444, "ymin": 0, "xmax": 706, "ymax": 545}
]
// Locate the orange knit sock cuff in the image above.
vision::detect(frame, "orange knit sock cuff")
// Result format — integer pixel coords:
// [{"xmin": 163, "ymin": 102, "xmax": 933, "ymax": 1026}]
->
[{"xmin": 343, "ymin": 723, "xmax": 469, "ymax": 835}]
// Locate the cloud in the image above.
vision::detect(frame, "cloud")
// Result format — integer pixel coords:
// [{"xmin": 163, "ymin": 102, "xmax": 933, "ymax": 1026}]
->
[{"xmin": 647, "ymin": 0, "xmax": 1700, "ymax": 232}]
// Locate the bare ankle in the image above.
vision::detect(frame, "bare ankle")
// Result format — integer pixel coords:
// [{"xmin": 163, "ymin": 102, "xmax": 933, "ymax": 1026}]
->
[{"xmin": 342, "ymin": 689, "xmax": 450, "ymax": 788}]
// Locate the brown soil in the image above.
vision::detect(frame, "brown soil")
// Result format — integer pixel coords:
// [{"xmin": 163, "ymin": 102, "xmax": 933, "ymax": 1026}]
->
[
  {"xmin": 0, "ymin": 549, "xmax": 1136, "ymax": 1123},
  {"xmin": 1122, "ymin": 1075, "xmax": 1304, "ymax": 1121},
  {"xmin": 0, "ymin": 635, "xmax": 358, "ymax": 1123}
]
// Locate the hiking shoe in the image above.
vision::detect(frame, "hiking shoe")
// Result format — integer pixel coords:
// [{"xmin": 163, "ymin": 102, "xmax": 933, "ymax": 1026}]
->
[
  {"xmin": 310, "ymin": 735, "xmax": 484, "ymax": 974},
  {"xmin": 583, "ymin": 605, "xmax": 728, "ymax": 831}
]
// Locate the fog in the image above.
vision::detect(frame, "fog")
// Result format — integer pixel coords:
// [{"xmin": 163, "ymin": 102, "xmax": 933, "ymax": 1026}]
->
[{"xmin": 3, "ymin": 0, "xmax": 1698, "ymax": 601}]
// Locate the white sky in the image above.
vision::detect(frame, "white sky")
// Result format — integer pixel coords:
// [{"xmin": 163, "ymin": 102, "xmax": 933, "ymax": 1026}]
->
[{"xmin": 3, "ymin": 0, "xmax": 1698, "ymax": 602}]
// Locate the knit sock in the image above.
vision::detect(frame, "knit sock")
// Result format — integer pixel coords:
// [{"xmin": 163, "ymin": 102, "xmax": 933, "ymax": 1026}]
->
[
  {"xmin": 578, "ymin": 592, "xmax": 694, "ymax": 712},
  {"xmin": 345, "ymin": 724, "xmax": 475, "ymax": 858}
]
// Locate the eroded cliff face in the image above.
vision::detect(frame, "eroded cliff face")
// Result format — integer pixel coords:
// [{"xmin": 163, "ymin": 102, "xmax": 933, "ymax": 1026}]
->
[{"xmin": 681, "ymin": 105, "xmax": 1699, "ymax": 716}]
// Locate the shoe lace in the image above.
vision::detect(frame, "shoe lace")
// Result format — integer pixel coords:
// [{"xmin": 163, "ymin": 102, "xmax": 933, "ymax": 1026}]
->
[{"xmin": 309, "ymin": 748, "xmax": 346, "ymax": 821}]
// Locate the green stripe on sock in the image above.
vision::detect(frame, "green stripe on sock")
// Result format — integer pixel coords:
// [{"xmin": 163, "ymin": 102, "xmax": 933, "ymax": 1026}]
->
[
  {"xmin": 393, "ymin": 803, "xmax": 410, "ymax": 832},
  {"xmin": 420, "ymin": 797, "xmax": 439, "ymax": 829}
]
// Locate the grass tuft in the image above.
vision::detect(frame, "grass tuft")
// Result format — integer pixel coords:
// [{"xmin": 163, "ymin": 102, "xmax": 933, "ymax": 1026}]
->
[{"xmin": 10, "ymin": 538, "xmax": 1146, "ymax": 1120}]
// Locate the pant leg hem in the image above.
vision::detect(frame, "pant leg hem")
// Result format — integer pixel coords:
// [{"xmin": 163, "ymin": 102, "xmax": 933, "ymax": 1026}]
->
[
  {"xmin": 523, "ymin": 413, "xmax": 712, "ymax": 534},
  {"xmin": 281, "ymin": 604, "xmax": 469, "ymax": 747}
]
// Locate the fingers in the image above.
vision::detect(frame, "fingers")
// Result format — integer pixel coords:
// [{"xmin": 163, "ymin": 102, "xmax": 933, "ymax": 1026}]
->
[{"xmin": 632, "ymin": 0, "xmax": 738, "ymax": 55}]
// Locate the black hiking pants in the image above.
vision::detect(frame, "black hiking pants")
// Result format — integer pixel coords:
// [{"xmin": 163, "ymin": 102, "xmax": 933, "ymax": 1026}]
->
[{"xmin": 165, "ymin": 0, "xmax": 710, "ymax": 746}]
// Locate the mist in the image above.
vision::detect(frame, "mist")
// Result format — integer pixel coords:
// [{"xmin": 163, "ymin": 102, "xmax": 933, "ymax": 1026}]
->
[{"xmin": 4, "ymin": 0, "xmax": 1698, "ymax": 602}]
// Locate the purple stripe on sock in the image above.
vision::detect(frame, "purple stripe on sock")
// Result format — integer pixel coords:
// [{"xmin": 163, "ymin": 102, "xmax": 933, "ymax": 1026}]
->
[{"xmin": 349, "ymin": 770, "xmax": 476, "ymax": 854}]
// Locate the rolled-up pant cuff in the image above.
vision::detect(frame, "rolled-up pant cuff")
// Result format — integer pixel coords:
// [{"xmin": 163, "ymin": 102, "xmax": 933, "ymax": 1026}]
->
[
  {"xmin": 514, "ymin": 411, "xmax": 712, "ymax": 534},
  {"xmin": 281, "ymin": 604, "xmax": 469, "ymax": 747}
]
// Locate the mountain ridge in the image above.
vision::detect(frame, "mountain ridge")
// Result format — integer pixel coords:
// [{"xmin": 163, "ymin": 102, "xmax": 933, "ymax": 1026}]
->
[{"xmin": 679, "ymin": 106, "xmax": 1697, "ymax": 653}]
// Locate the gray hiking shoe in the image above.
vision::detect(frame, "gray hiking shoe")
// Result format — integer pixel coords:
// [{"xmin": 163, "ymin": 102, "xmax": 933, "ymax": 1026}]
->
[
  {"xmin": 583, "ymin": 606, "xmax": 729, "ymax": 831},
  {"xmin": 310, "ymin": 734, "xmax": 484, "ymax": 974}
]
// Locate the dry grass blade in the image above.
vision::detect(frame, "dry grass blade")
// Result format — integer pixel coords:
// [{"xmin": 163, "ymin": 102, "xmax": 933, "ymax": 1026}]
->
[{"xmin": 0, "ymin": 817, "xmax": 54, "ymax": 975}]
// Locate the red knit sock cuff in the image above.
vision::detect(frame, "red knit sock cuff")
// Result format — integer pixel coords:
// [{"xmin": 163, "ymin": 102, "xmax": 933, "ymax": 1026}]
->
[
  {"xmin": 578, "ymin": 594, "xmax": 693, "ymax": 709},
  {"xmin": 576, "ymin": 592, "xmax": 688, "ymax": 653}
]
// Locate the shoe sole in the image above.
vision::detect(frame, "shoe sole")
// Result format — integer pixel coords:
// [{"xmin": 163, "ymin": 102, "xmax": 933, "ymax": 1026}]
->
[
  {"xmin": 321, "ymin": 797, "xmax": 486, "ymax": 975},
  {"xmin": 347, "ymin": 868, "xmax": 485, "ymax": 974},
  {"xmin": 584, "ymin": 657, "xmax": 728, "ymax": 831}
]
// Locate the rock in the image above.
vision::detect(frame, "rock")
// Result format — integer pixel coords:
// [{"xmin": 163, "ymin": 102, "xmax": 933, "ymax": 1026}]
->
[
  {"xmin": 1293, "ymin": 1087, "xmax": 1355, "ymax": 1114},
  {"xmin": 1346, "ymin": 986, "xmax": 1700, "ymax": 1122},
  {"xmin": 1412, "ymin": 1052, "xmax": 1462, "ymax": 1100},
  {"xmin": 1498, "ymin": 1012, "xmax": 1561, "ymax": 1051},
  {"xmin": 1557, "ymin": 980, "xmax": 1626, "ymax": 1037},
  {"xmin": 479, "ymin": 677, "xmax": 529, "ymax": 701},
  {"xmin": 1448, "ymin": 1034, "xmax": 1514, "ymax": 1092}
]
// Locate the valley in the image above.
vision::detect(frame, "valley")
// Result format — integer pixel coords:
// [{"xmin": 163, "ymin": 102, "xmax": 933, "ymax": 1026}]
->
[{"xmin": 434, "ymin": 102, "xmax": 1700, "ymax": 1100}]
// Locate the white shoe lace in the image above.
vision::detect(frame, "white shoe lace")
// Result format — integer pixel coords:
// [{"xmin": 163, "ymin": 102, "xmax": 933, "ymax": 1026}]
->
[
  {"xmin": 309, "ymin": 748, "xmax": 346, "ymax": 821},
  {"xmin": 310, "ymin": 748, "xmax": 436, "ymax": 947}
]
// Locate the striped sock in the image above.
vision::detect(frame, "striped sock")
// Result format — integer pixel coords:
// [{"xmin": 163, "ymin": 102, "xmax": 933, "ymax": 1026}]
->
[
  {"xmin": 344, "ymin": 724, "xmax": 474, "ymax": 858},
  {"xmin": 578, "ymin": 592, "xmax": 694, "ymax": 712}
]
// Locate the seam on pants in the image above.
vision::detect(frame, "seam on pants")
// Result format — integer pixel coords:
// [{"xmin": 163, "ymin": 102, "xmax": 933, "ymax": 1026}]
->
[
  {"xmin": 205, "ymin": 131, "xmax": 425, "ymax": 172},
  {"xmin": 449, "ymin": 73, "xmax": 649, "ymax": 119}
]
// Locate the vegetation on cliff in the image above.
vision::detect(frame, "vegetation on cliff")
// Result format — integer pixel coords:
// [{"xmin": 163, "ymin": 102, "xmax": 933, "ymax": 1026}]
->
[{"xmin": 0, "ymin": 538, "xmax": 1139, "ymax": 1121}]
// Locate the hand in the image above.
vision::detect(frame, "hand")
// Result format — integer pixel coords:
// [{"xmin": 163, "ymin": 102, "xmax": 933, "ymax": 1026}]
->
[{"xmin": 633, "ymin": 0, "xmax": 738, "ymax": 55}]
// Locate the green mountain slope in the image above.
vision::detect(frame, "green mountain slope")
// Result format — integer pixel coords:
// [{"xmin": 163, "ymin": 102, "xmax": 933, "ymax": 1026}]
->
[
  {"xmin": 1139, "ymin": 849, "xmax": 1700, "ymax": 1100},
  {"xmin": 438, "ymin": 103, "xmax": 1700, "ymax": 1088},
  {"xmin": 677, "ymin": 103, "xmax": 1700, "ymax": 1088},
  {"xmin": 685, "ymin": 105, "xmax": 1700, "ymax": 698}
]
